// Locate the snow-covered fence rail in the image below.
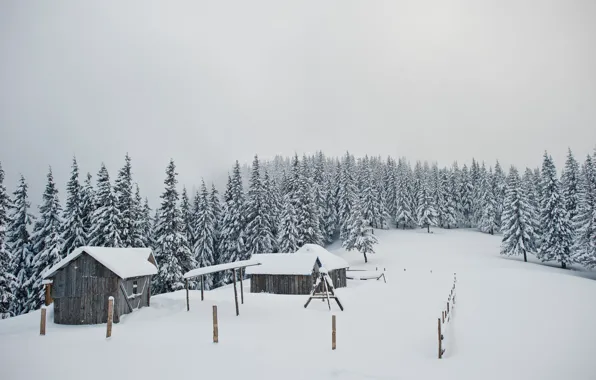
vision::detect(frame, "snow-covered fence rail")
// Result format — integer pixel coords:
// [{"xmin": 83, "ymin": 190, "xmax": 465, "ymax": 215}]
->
[{"xmin": 438, "ymin": 273, "xmax": 457, "ymax": 359}]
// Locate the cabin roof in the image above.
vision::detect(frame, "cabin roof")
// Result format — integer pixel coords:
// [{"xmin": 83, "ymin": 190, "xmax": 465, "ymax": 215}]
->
[
  {"xmin": 295, "ymin": 244, "xmax": 349, "ymax": 270},
  {"xmin": 245, "ymin": 254, "xmax": 319, "ymax": 275},
  {"xmin": 42, "ymin": 247, "xmax": 158, "ymax": 280},
  {"xmin": 183, "ymin": 259, "xmax": 261, "ymax": 279}
]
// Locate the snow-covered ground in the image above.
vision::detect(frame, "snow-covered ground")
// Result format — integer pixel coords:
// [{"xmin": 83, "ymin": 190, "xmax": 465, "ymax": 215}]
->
[{"xmin": 2, "ymin": 229, "xmax": 596, "ymax": 380}]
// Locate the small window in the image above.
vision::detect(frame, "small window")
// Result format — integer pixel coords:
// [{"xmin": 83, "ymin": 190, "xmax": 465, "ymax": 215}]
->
[{"xmin": 132, "ymin": 280, "xmax": 138, "ymax": 295}]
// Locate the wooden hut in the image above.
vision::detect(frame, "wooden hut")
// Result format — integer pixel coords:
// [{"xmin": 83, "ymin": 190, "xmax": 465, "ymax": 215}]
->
[
  {"xmin": 247, "ymin": 244, "xmax": 349, "ymax": 295},
  {"xmin": 42, "ymin": 247, "xmax": 158, "ymax": 325}
]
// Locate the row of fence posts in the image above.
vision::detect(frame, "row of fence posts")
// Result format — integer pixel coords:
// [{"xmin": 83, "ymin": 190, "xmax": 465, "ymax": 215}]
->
[{"xmin": 438, "ymin": 273, "xmax": 457, "ymax": 359}]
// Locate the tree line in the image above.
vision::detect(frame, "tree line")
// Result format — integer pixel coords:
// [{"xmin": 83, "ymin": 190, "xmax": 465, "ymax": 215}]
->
[{"xmin": 0, "ymin": 148, "xmax": 595, "ymax": 319}]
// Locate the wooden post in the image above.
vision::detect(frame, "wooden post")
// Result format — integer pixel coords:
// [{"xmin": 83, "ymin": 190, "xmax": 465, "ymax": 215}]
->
[
  {"xmin": 232, "ymin": 269, "xmax": 239, "ymax": 316},
  {"xmin": 438, "ymin": 318, "xmax": 442, "ymax": 359},
  {"xmin": 185, "ymin": 279, "xmax": 190, "ymax": 311},
  {"xmin": 106, "ymin": 296, "xmax": 114, "ymax": 338},
  {"xmin": 332, "ymin": 315, "xmax": 336, "ymax": 350},
  {"xmin": 201, "ymin": 276, "xmax": 204, "ymax": 301},
  {"xmin": 447, "ymin": 302, "xmax": 450, "ymax": 314},
  {"xmin": 44, "ymin": 284, "xmax": 52, "ymax": 306},
  {"xmin": 442, "ymin": 311, "xmax": 445, "ymax": 323},
  {"xmin": 212, "ymin": 305, "xmax": 218, "ymax": 343},
  {"xmin": 40, "ymin": 306, "xmax": 46, "ymax": 336},
  {"xmin": 239, "ymin": 267, "xmax": 244, "ymax": 304}
]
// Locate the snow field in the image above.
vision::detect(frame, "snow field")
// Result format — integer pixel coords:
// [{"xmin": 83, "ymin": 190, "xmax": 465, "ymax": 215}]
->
[{"xmin": 1, "ymin": 229, "xmax": 596, "ymax": 380}]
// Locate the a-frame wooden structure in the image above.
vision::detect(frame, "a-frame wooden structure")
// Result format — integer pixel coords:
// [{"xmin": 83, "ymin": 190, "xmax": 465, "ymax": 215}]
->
[{"xmin": 304, "ymin": 269, "xmax": 344, "ymax": 311}]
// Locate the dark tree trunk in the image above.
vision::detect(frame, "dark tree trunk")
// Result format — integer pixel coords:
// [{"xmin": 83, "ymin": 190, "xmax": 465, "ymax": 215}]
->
[
  {"xmin": 523, "ymin": 251, "xmax": 527, "ymax": 262},
  {"xmin": 363, "ymin": 252, "xmax": 368, "ymax": 263},
  {"xmin": 427, "ymin": 225, "xmax": 430, "ymax": 233},
  {"xmin": 561, "ymin": 262, "xmax": 566, "ymax": 269}
]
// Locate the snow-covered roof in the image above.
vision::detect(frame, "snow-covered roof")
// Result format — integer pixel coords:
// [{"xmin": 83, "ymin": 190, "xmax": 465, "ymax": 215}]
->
[
  {"xmin": 42, "ymin": 247, "xmax": 158, "ymax": 280},
  {"xmin": 245, "ymin": 254, "xmax": 318, "ymax": 275},
  {"xmin": 183, "ymin": 259, "xmax": 261, "ymax": 279},
  {"xmin": 295, "ymin": 244, "xmax": 349, "ymax": 271}
]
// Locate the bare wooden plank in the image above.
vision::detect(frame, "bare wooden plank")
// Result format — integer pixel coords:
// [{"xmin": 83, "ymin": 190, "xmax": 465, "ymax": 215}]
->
[{"xmin": 232, "ymin": 269, "xmax": 239, "ymax": 316}]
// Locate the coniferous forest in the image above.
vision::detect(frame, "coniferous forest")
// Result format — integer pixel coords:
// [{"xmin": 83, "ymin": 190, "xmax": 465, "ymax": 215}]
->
[{"xmin": 0, "ymin": 148, "xmax": 595, "ymax": 319}]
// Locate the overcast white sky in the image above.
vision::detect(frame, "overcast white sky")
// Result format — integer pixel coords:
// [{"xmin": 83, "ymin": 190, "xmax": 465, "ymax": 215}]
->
[{"xmin": 1, "ymin": 0, "xmax": 595, "ymax": 207}]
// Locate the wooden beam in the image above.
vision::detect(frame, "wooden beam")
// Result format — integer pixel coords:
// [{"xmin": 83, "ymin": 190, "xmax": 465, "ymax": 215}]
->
[
  {"xmin": 185, "ymin": 279, "xmax": 189, "ymax": 311},
  {"xmin": 44, "ymin": 284, "xmax": 52, "ymax": 306},
  {"xmin": 106, "ymin": 297, "xmax": 114, "ymax": 338},
  {"xmin": 239, "ymin": 267, "xmax": 244, "ymax": 304},
  {"xmin": 119, "ymin": 283, "xmax": 134, "ymax": 312},
  {"xmin": 201, "ymin": 276, "xmax": 204, "ymax": 301},
  {"xmin": 40, "ymin": 306, "xmax": 46, "ymax": 336},
  {"xmin": 332, "ymin": 315, "xmax": 336, "ymax": 350},
  {"xmin": 212, "ymin": 305, "xmax": 218, "ymax": 343},
  {"xmin": 232, "ymin": 269, "xmax": 239, "ymax": 316}
]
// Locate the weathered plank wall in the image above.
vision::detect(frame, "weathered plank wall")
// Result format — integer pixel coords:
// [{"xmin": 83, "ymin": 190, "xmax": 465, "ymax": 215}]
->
[
  {"xmin": 50, "ymin": 252, "xmax": 153, "ymax": 325},
  {"xmin": 250, "ymin": 274, "xmax": 313, "ymax": 295}
]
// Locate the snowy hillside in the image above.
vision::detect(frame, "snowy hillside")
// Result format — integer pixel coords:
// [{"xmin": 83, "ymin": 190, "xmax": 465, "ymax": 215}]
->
[{"xmin": 1, "ymin": 229, "xmax": 595, "ymax": 380}]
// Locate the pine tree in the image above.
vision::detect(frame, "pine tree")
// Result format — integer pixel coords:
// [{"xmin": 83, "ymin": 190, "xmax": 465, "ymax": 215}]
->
[
  {"xmin": 500, "ymin": 166, "xmax": 537, "ymax": 262},
  {"xmin": 342, "ymin": 201, "xmax": 378, "ymax": 263},
  {"xmin": 89, "ymin": 164, "xmax": 122, "ymax": 247},
  {"xmin": 537, "ymin": 153, "xmax": 573, "ymax": 269},
  {"xmin": 81, "ymin": 173, "xmax": 95, "ymax": 240},
  {"xmin": 8, "ymin": 176, "xmax": 35, "ymax": 316},
  {"xmin": 244, "ymin": 155, "xmax": 275, "ymax": 256},
  {"xmin": 493, "ymin": 161, "xmax": 506, "ymax": 229},
  {"xmin": 138, "ymin": 197, "xmax": 153, "ymax": 248},
  {"xmin": 561, "ymin": 148, "xmax": 581, "ymax": 228},
  {"xmin": 383, "ymin": 157, "xmax": 398, "ymax": 222},
  {"xmin": 27, "ymin": 168, "xmax": 63, "ymax": 310},
  {"xmin": 338, "ymin": 153, "xmax": 358, "ymax": 241},
  {"xmin": 395, "ymin": 159, "xmax": 416, "ymax": 229},
  {"xmin": 521, "ymin": 168, "xmax": 540, "ymax": 252},
  {"xmin": 321, "ymin": 172, "xmax": 338, "ymax": 243},
  {"xmin": 61, "ymin": 157, "xmax": 87, "ymax": 256},
  {"xmin": 130, "ymin": 184, "xmax": 146, "ymax": 247},
  {"xmin": 295, "ymin": 155, "xmax": 324, "ymax": 246},
  {"xmin": 277, "ymin": 195, "xmax": 300, "ymax": 253},
  {"xmin": 0, "ymin": 163, "xmax": 16, "ymax": 318},
  {"xmin": 152, "ymin": 160, "xmax": 194, "ymax": 294},
  {"xmin": 573, "ymin": 155, "xmax": 596, "ymax": 267},
  {"xmin": 459, "ymin": 165, "xmax": 473, "ymax": 227},
  {"xmin": 262, "ymin": 170, "xmax": 281, "ymax": 251},
  {"xmin": 114, "ymin": 154, "xmax": 134, "ymax": 247},
  {"xmin": 479, "ymin": 168, "xmax": 498, "ymax": 235},
  {"xmin": 193, "ymin": 180, "xmax": 216, "ymax": 289},
  {"xmin": 218, "ymin": 162, "xmax": 247, "ymax": 265}
]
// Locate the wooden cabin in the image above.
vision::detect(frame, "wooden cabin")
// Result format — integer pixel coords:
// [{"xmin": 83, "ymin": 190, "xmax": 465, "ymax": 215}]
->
[
  {"xmin": 42, "ymin": 247, "xmax": 158, "ymax": 325},
  {"xmin": 247, "ymin": 244, "xmax": 349, "ymax": 295}
]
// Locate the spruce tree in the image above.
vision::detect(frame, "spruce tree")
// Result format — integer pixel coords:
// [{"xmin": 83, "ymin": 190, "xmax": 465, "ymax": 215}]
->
[
  {"xmin": 459, "ymin": 165, "xmax": 473, "ymax": 227},
  {"xmin": 210, "ymin": 183, "xmax": 222, "ymax": 260},
  {"xmin": 416, "ymin": 174, "xmax": 438, "ymax": 233},
  {"xmin": 295, "ymin": 155, "xmax": 324, "ymax": 246},
  {"xmin": 500, "ymin": 166, "xmax": 537, "ymax": 262},
  {"xmin": 321, "ymin": 172, "xmax": 338, "ymax": 243},
  {"xmin": 342, "ymin": 201, "xmax": 378, "ymax": 263},
  {"xmin": 277, "ymin": 195, "xmax": 300, "ymax": 253},
  {"xmin": 89, "ymin": 164, "xmax": 122, "ymax": 247},
  {"xmin": 130, "ymin": 184, "xmax": 146, "ymax": 247},
  {"xmin": 152, "ymin": 159, "xmax": 194, "ymax": 294},
  {"xmin": 0, "ymin": 163, "xmax": 15, "ymax": 318},
  {"xmin": 193, "ymin": 180, "xmax": 216, "ymax": 289},
  {"xmin": 439, "ymin": 169, "xmax": 457, "ymax": 228},
  {"xmin": 537, "ymin": 153, "xmax": 573, "ymax": 269},
  {"xmin": 8, "ymin": 176, "xmax": 35, "ymax": 316},
  {"xmin": 383, "ymin": 157, "xmax": 398, "ymax": 222},
  {"xmin": 493, "ymin": 161, "xmax": 507, "ymax": 229},
  {"xmin": 28, "ymin": 168, "xmax": 63, "ymax": 310},
  {"xmin": 395, "ymin": 159, "xmax": 416, "ymax": 229},
  {"xmin": 479, "ymin": 168, "xmax": 498, "ymax": 235},
  {"xmin": 244, "ymin": 155, "xmax": 275, "ymax": 256},
  {"xmin": 338, "ymin": 152, "xmax": 358, "ymax": 241},
  {"xmin": 61, "ymin": 157, "xmax": 87, "ymax": 256},
  {"xmin": 573, "ymin": 155, "xmax": 596, "ymax": 267},
  {"xmin": 114, "ymin": 154, "xmax": 134, "ymax": 247},
  {"xmin": 180, "ymin": 187, "xmax": 195, "ymax": 249},
  {"xmin": 262, "ymin": 170, "xmax": 281, "ymax": 251},
  {"xmin": 521, "ymin": 168, "xmax": 540, "ymax": 252},
  {"xmin": 139, "ymin": 197, "xmax": 153, "ymax": 248}
]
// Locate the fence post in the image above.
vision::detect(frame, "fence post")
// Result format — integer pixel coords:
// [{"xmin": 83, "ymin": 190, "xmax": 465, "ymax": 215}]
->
[
  {"xmin": 213, "ymin": 305, "xmax": 218, "ymax": 343},
  {"xmin": 44, "ymin": 284, "xmax": 52, "ymax": 306},
  {"xmin": 106, "ymin": 296, "xmax": 114, "ymax": 338},
  {"xmin": 40, "ymin": 306, "xmax": 46, "ymax": 336},
  {"xmin": 438, "ymin": 318, "xmax": 443, "ymax": 359},
  {"xmin": 332, "ymin": 315, "xmax": 336, "ymax": 350}
]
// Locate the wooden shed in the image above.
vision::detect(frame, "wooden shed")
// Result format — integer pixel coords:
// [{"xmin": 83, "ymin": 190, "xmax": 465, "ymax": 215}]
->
[
  {"xmin": 42, "ymin": 247, "xmax": 158, "ymax": 325},
  {"xmin": 247, "ymin": 244, "xmax": 349, "ymax": 295}
]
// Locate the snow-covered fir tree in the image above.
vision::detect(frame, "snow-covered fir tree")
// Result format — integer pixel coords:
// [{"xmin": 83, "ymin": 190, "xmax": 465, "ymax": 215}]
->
[
  {"xmin": 561, "ymin": 148, "xmax": 581, "ymax": 230},
  {"xmin": 573, "ymin": 154, "xmax": 596, "ymax": 267},
  {"xmin": 493, "ymin": 161, "xmax": 506, "ymax": 229},
  {"xmin": 470, "ymin": 159, "xmax": 482, "ymax": 228},
  {"xmin": 537, "ymin": 152, "xmax": 573, "ymax": 269},
  {"xmin": 209, "ymin": 183, "xmax": 222, "ymax": 259},
  {"xmin": 114, "ymin": 154, "xmax": 134, "ymax": 247},
  {"xmin": 321, "ymin": 171, "xmax": 338, "ymax": 243},
  {"xmin": 130, "ymin": 184, "xmax": 147, "ymax": 248},
  {"xmin": 138, "ymin": 197, "xmax": 153, "ymax": 248},
  {"xmin": 416, "ymin": 173, "xmax": 438, "ymax": 233},
  {"xmin": 81, "ymin": 173, "xmax": 95, "ymax": 240},
  {"xmin": 88, "ymin": 164, "xmax": 122, "ymax": 247},
  {"xmin": 500, "ymin": 166, "xmax": 537, "ymax": 262},
  {"xmin": 218, "ymin": 162, "xmax": 247, "ymax": 265},
  {"xmin": 180, "ymin": 187, "xmax": 195, "ymax": 249},
  {"xmin": 294, "ymin": 155, "xmax": 324, "ymax": 246},
  {"xmin": 8, "ymin": 176, "xmax": 34, "ymax": 316},
  {"xmin": 313, "ymin": 152, "xmax": 332, "ymax": 242},
  {"xmin": 395, "ymin": 159, "xmax": 416, "ymax": 229},
  {"xmin": 0, "ymin": 163, "xmax": 15, "ymax": 318},
  {"xmin": 152, "ymin": 159, "xmax": 194, "ymax": 294},
  {"xmin": 244, "ymin": 155, "xmax": 275, "ymax": 256},
  {"xmin": 338, "ymin": 152, "xmax": 358, "ymax": 241},
  {"xmin": 479, "ymin": 168, "xmax": 498, "ymax": 235},
  {"xmin": 61, "ymin": 157, "xmax": 87, "ymax": 256},
  {"xmin": 193, "ymin": 181, "xmax": 216, "ymax": 289},
  {"xmin": 27, "ymin": 168, "xmax": 63, "ymax": 310},
  {"xmin": 342, "ymin": 201, "xmax": 378, "ymax": 263},
  {"xmin": 262, "ymin": 169, "xmax": 281, "ymax": 251},
  {"xmin": 383, "ymin": 157, "xmax": 398, "ymax": 222},
  {"xmin": 521, "ymin": 168, "xmax": 541, "ymax": 252},
  {"xmin": 439, "ymin": 169, "xmax": 457, "ymax": 228},
  {"xmin": 458, "ymin": 164, "xmax": 473, "ymax": 227}
]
